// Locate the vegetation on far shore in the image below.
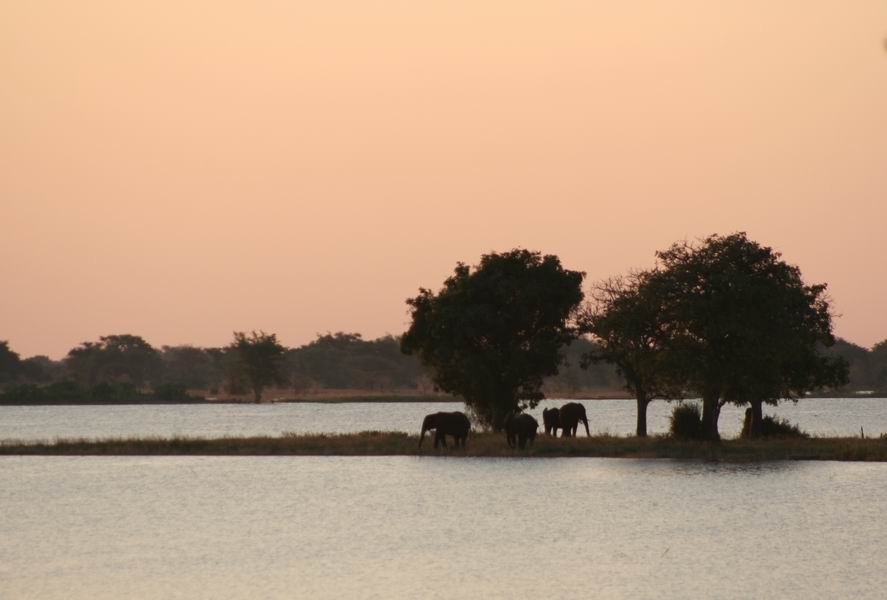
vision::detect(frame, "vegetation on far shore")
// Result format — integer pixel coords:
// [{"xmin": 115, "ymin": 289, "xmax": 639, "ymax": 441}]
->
[{"xmin": 3, "ymin": 432, "xmax": 887, "ymax": 462}]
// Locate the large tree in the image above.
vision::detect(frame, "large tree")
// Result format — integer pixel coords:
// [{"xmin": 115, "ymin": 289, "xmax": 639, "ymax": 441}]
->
[
  {"xmin": 65, "ymin": 334, "xmax": 162, "ymax": 387},
  {"xmin": 581, "ymin": 272, "xmax": 684, "ymax": 437},
  {"xmin": 0, "ymin": 341, "xmax": 22, "ymax": 387},
  {"xmin": 654, "ymin": 233, "xmax": 847, "ymax": 439},
  {"xmin": 230, "ymin": 331, "xmax": 286, "ymax": 402},
  {"xmin": 401, "ymin": 249, "xmax": 585, "ymax": 430}
]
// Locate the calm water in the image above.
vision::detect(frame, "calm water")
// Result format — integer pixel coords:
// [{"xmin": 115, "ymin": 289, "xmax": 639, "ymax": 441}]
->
[
  {"xmin": 1, "ymin": 456, "xmax": 886, "ymax": 599},
  {"xmin": 1, "ymin": 398, "xmax": 885, "ymax": 442}
]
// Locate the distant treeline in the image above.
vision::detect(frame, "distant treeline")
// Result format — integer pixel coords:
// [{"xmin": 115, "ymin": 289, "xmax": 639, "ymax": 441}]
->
[{"xmin": 0, "ymin": 332, "xmax": 884, "ymax": 403}]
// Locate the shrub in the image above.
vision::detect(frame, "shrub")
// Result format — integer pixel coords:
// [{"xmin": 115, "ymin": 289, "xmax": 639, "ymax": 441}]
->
[
  {"xmin": 670, "ymin": 403, "xmax": 704, "ymax": 439},
  {"xmin": 152, "ymin": 383, "xmax": 192, "ymax": 402},
  {"xmin": 741, "ymin": 410, "xmax": 808, "ymax": 438}
]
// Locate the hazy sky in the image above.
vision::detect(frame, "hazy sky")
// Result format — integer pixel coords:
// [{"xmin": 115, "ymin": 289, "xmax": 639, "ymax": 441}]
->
[{"xmin": 3, "ymin": 2, "xmax": 886, "ymax": 358}]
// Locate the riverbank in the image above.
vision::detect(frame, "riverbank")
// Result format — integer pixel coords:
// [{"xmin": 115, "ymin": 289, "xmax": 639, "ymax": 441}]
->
[{"xmin": 3, "ymin": 432, "xmax": 886, "ymax": 461}]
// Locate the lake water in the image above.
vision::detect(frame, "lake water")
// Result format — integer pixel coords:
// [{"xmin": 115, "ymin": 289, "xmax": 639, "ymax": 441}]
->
[
  {"xmin": 1, "ymin": 398, "xmax": 885, "ymax": 442},
  {"xmin": 4, "ymin": 399, "xmax": 886, "ymax": 598},
  {"xmin": 2, "ymin": 456, "xmax": 886, "ymax": 599}
]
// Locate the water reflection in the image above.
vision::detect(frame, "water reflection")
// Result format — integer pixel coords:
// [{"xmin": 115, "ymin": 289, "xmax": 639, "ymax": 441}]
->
[{"xmin": 1, "ymin": 456, "xmax": 885, "ymax": 599}]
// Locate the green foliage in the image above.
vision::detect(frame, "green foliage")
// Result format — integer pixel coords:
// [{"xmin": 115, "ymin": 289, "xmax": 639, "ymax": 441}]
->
[
  {"xmin": 669, "ymin": 403, "xmax": 704, "ymax": 440},
  {"xmin": 741, "ymin": 411, "xmax": 808, "ymax": 439},
  {"xmin": 230, "ymin": 331, "xmax": 286, "ymax": 402},
  {"xmin": 402, "ymin": 249, "xmax": 585, "ymax": 430}
]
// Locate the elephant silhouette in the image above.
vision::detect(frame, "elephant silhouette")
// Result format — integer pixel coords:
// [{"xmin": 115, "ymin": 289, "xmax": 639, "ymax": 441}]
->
[
  {"xmin": 505, "ymin": 412, "xmax": 538, "ymax": 449},
  {"xmin": 558, "ymin": 402, "xmax": 590, "ymax": 437},
  {"xmin": 419, "ymin": 411, "xmax": 471, "ymax": 448},
  {"xmin": 542, "ymin": 407, "xmax": 561, "ymax": 436}
]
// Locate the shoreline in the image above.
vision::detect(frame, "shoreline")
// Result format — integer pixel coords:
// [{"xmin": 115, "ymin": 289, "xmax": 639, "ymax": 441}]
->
[
  {"xmin": 2, "ymin": 432, "xmax": 886, "ymax": 462},
  {"xmin": 1, "ymin": 392, "xmax": 881, "ymax": 406}
]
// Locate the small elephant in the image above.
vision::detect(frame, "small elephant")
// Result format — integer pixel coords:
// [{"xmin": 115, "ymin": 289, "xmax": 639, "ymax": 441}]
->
[
  {"xmin": 542, "ymin": 407, "xmax": 561, "ymax": 436},
  {"xmin": 419, "ymin": 411, "xmax": 471, "ymax": 448},
  {"xmin": 559, "ymin": 402, "xmax": 590, "ymax": 437},
  {"xmin": 505, "ymin": 413, "xmax": 538, "ymax": 449}
]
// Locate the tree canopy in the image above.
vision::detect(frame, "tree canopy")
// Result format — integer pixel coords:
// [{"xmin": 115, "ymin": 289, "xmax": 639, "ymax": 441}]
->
[
  {"xmin": 229, "ymin": 331, "xmax": 286, "ymax": 402},
  {"xmin": 652, "ymin": 233, "xmax": 848, "ymax": 438},
  {"xmin": 401, "ymin": 249, "xmax": 585, "ymax": 430},
  {"xmin": 0, "ymin": 341, "xmax": 22, "ymax": 386},
  {"xmin": 582, "ymin": 272, "xmax": 684, "ymax": 436},
  {"xmin": 65, "ymin": 334, "xmax": 162, "ymax": 387}
]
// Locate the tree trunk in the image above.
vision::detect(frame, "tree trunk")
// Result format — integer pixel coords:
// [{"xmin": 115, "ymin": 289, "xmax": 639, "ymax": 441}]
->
[
  {"xmin": 701, "ymin": 391, "xmax": 721, "ymax": 440},
  {"xmin": 747, "ymin": 399, "xmax": 764, "ymax": 438},
  {"xmin": 253, "ymin": 385, "xmax": 262, "ymax": 403},
  {"xmin": 635, "ymin": 389, "xmax": 649, "ymax": 438}
]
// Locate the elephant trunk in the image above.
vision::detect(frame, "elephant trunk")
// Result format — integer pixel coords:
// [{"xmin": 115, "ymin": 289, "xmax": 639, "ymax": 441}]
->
[
  {"xmin": 419, "ymin": 426, "xmax": 427, "ymax": 448},
  {"xmin": 583, "ymin": 417, "xmax": 590, "ymax": 437}
]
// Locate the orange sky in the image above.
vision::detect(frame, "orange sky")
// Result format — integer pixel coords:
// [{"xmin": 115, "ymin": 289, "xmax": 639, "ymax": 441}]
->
[{"xmin": 2, "ymin": 2, "xmax": 887, "ymax": 358}]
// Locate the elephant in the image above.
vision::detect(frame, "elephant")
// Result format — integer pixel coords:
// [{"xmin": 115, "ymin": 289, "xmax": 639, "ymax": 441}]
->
[
  {"xmin": 559, "ymin": 402, "xmax": 590, "ymax": 437},
  {"xmin": 419, "ymin": 411, "xmax": 471, "ymax": 448},
  {"xmin": 542, "ymin": 407, "xmax": 561, "ymax": 436},
  {"xmin": 505, "ymin": 412, "xmax": 538, "ymax": 449}
]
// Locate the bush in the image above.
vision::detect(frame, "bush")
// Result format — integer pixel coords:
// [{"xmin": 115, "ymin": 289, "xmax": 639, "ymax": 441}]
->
[
  {"xmin": 152, "ymin": 383, "xmax": 192, "ymax": 402},
  {"xmin": 741, "ymin": 410, "xmax": 808, "ymax": 438},
  {"xmin": 670, "ymin": 403, "xmax": 704, "ymax": 439},
  {"xmin": 90, "ymin": 382, "xmax": 141, "ymax": 403}
]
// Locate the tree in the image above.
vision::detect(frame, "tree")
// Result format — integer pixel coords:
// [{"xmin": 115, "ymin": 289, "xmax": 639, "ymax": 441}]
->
[
  {"xmin": 159, "ymin": 345, "xmax": 218, "ymax": 389},
  {"xmin": 654, "ymin": 233, "xmax": 848, "ymax": 439},
  {"xmin": 65, "ymin": 334, "xmax": 162, "ymax": 387},
  {"xmin": 581, "ymin": 272, "xmax": 684, "ymax": 437},
  {"xmin": 0, "ymin": 341, "xmax": 22, "ymax": 387},
  {"xmin": 401, "ymin": 249, "xmax": 585, "ymax": 430},
  {"xmin": 229, "ymin": 331, "xmax": 286, "ymax": 402}
]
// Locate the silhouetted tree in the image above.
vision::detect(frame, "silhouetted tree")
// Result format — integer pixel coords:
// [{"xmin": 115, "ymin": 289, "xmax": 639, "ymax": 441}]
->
[
  {"xmin": 159, "ymin": 345, "xmax": 219, "ymax": 389},
  {"xmin": 653, "ymin": 233, "xmax": 847, "ymax": 439},
  {"xmin": 19, "ymin": 355, "xmax": 64, "ymax": 383},
  {"xmin": 582, "ymin": 272, "xmax": 684, "ymax": 436},
  {"xmin": 0, "ymin": 341, "xmax": 22, "ymax": 387},
  {"xmin": 65, "ymin": 334, "xmax": 162, "ymax": 387},
  {"xmin": 402, "ymin": 249, "xmax": 584, "ymax": 430},
  {"xmin": 229, "ymin": 331, "xmax": 286, "ymax": 402}
]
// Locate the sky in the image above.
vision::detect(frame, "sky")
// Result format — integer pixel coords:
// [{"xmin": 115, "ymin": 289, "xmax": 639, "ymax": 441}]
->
[{"xmin": 2, "ymin": 1, "xmax": 887, "ymax": 358}]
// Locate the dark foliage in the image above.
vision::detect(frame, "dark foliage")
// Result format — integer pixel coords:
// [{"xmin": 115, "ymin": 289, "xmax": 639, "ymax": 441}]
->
[
  {"xmin": 229, "ymin": 331, "xmax": 286, "ymax": 402},
  {"xmin": 669, "ymin": 403, "xmax": 704, "ymax": 440},
  {"xmin": 65, "ymin": 334, "xmax": 162, "ymax": 387},
  {"xmin": 652, "ymin": 233, "xmax": 848, "ymax": 439},
  {"xmin": 0, "ymin": 341, "xmax": 22, "ymax": 386},
  {"xmin": 287, "ymin": 333, "xmax": 425, "ymax": 392},
  {"xmin": 582, "ymin": 272, "xmax": 685, "ymax": 436},
  {"xmin": 741, "ymin": 410, "xmax": 808, "ymax": 438},
  {"xmin": 402, "ymin": 249, "xmax": 585, "ymax": 430}
]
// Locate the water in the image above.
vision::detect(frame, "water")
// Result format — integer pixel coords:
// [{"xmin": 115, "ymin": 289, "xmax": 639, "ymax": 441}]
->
[
  {"xmin": 1, "ymin": 398, "xmax": 885, "ymax": 442},
  {"xmin": 1, "ymin": 456, "xmax": 885, "ymax": 599}
]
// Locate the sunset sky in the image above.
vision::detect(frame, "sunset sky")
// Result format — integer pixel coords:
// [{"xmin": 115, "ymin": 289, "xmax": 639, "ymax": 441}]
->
[{"xmin": 3, "ymin": 2, "xmax": 886, "ymax": 358}]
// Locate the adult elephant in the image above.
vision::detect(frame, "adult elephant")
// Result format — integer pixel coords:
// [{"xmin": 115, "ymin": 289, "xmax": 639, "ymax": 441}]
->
[
  {"xmin": 419, "ymin": 411, "xmax": 471, "ymax": 448},
  {"xmin": 559, "ymin": 402, "xmax": 590, "ymax": 437},
  {"xmin": 505, "ymin": 413, "xmax": 538, "ymax": 449},
  {"xmin": 542, "ymin": 407, "xmax": 561, "ymax": 436}
]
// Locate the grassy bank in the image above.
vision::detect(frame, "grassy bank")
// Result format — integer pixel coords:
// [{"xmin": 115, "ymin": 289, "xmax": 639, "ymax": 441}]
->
[{"xmin": 2, "ymin": 432, "xmax": 887, "ymax": 461}]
